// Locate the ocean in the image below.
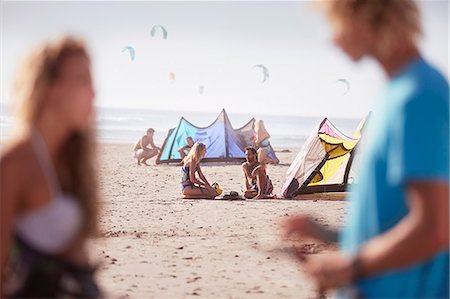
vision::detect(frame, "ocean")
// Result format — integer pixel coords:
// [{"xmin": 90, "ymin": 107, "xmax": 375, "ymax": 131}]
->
[{"xmin": 1, "ymin": 104, "xmax": 361, "ymax": 150}]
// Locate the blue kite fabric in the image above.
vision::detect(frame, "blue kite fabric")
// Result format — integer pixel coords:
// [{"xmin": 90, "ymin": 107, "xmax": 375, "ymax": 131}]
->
[{"xmin": 156, "ymin": 109, "xmax": 278, "ymax": 163}]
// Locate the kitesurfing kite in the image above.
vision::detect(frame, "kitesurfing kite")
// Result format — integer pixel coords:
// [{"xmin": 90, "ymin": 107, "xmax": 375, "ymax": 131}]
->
[
  {"xmin": 151, "ymin": 25, "xmax": 168, "ymax": 39},
  {"xmin": 336, "ymin": 78, "xmax": 350, "ymax": 95},
  {"xmin": 253, "ymin": 64, "xmax": 269, "ymax": 83},
  {"xmin": 122, "ymin": 46, "xmax": 135, "ymax": 61},
  {"xmin": 169, "ymin": 72, "xmax": 176, "ymax": 83}
]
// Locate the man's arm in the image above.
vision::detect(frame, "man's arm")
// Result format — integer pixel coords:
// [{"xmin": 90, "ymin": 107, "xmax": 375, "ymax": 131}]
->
[
  {"xmin": 242, "ymin": 163, "xmax": 251, "ymax": 190},
  {"xmin": 178, "ymin": 146, "xmax": 187, "ymax": 154},
  {"xmin": 133, "ymin": 139, "xmax": 140, "ymax": 151},
  {"xmin": 149, "ymin": 136, "xmax": 160, "ymax": 150},
  {"xmin": 282, "ymin": 215, "xmax": 339, "ymax": 244},
  {"xmin": 292, "ymin": 181, "xmax": 448, "ymax": 292},
  {"xmin": 251, "ymin": 165, "xmax": 262, "ymax": 178},
  {"xmin": 356, "ymin": 181, "xmax": 449, "ymax": 278}
]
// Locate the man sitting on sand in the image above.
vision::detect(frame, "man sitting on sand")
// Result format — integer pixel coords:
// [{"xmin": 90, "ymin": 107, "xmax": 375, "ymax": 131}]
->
[
  {"xmin": 178, "ymin": 136, "xmax": 195, "ymax": 161},
  {"xmin": 242, "ymin": 146, "xmax": 274, "ymax": 199},
  {"xmin": 133, "ymin": 128, "xmax": 160, "ymax": 166}
]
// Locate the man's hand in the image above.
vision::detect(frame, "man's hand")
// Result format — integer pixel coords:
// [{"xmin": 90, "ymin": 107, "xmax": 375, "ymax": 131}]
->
[
  {"xmin": 281, "ymin": 215, "xmax": 338, "ymax": 243},
  {"xmin": 303, "ymin": 253, "xmax": 354, "ymax": 291}
]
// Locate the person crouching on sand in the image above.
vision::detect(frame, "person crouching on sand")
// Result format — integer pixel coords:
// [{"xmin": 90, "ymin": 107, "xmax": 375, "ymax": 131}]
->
[
  {"xmin": 242, "ymin": 146, "xmax": 274, "ymax": 199},
  {"xmin": 133, "ymin": 128, "xmax": 160, "ymax": 166},
  {"xmin": 181, "ymin": 142, "xmax": 216, "ymax": 199}
]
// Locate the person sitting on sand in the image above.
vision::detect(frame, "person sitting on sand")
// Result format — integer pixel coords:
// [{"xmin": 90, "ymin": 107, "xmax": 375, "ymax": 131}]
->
[
  {"xmin": 177, "ymin": 136, "xmax": 195, "ymax": 161},
  {"xmin": 254, "ymin": 120, "xmax": 279, "ymax": 165},
  {"xmin": 242, "ymin": 146, "xmax": 274, "ymax": 199},
  {"xmin": 133, "ymin": 128, "xmax": 160, "ymax": 166},
  {"xmin": 181, "ymin": 142, "xmax": 216, "ymax": 199}
]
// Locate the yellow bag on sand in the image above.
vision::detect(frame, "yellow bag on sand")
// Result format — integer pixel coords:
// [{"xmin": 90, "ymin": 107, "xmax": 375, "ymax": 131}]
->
[{"xmin": 212, "ymin": 182, "xmax": 223, "ymax": 196}]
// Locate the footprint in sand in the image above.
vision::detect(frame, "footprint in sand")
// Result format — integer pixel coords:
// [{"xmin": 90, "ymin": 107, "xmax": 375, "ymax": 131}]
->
[{"xmin": 187, "ymin": 276, "xmax": 202, "ymax": 283}]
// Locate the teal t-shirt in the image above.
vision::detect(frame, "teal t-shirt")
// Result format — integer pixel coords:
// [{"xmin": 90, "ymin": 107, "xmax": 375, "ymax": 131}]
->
[{"xmin": 339, "ymin": 57, "xmax": 449, "ymax": 298}]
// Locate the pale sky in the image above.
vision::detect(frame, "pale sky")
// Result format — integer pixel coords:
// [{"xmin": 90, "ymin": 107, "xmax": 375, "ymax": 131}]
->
[{"xmin": 1, "ymin": 1, "xmax": 448, "ymax": 118}]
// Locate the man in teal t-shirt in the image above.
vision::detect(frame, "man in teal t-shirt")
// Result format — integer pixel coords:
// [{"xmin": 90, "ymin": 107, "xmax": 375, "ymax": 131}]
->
[
  {"xmin": 339, "ymin": 56, "xmax": 449, "ymax": 298},
  {"xmin": 282, "ymin": 1, "xmax": 449, "ymax": 298}
]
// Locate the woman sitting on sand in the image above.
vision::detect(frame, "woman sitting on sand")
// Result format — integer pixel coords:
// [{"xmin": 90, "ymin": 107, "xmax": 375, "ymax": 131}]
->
[
  {"xmin": 254, "ymin": 120, "xmax": 279, "ymax": 165},
  {"xmin": 181, "ymin": 142, "xmax": 216, "ymax": 199}
]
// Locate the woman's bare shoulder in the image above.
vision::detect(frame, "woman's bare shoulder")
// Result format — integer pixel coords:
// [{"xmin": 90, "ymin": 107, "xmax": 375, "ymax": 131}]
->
[
  {"xmin": 1, "ymin": 138, "xmax": 37, "ymax": 215},
  {"xmin": 1, "ymin": 137, "xmax": 34, "ymax": 170}
]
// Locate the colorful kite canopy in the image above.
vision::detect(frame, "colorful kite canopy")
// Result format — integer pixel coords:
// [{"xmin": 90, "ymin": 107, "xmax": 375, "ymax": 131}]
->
[
  {"xmin": 156, "ymin": 109, "xmax": 278, "ymax": 164},
  {"xmin": 282, "ymin": 114, "xmax": 370, "ymax": 198}
]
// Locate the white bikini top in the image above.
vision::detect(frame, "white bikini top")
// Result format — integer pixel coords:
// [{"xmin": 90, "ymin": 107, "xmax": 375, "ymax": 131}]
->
[{"xmin": 15, "ymin": 129, "xmax": 83, "ymax": 254}]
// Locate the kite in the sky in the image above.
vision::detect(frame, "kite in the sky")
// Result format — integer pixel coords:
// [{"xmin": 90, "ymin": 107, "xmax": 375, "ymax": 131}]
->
[
  {"xmin": 122, "ymin": 46, "xmax": 135, "ymax": 61},
  {"xmin": 169, "ymin": 72, "xmax": 176, "ymax": 83},
  {"xmin": 151, "ymin": 25, "xmax": 168, "ymax": 39},
  {"xmin": 336, "ymin": 78, "xmax": 350, "ymax": 95},
  {"xmin": 253, "ymin": 64, "xmax": 269, "ymax": 83}
]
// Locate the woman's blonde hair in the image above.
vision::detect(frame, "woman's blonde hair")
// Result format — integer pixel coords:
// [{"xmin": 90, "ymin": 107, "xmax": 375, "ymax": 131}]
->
[
  {"xmin": 321, "ymin": 0, "xmax": 422, "ymax": 57},
  {"xmin": 184, "ymin": 142, "xmax": 206, "ymax": 165},
  {"xmin": 12, "ymin": 36, "xmax": 99, "ymax": 238},
  {"xmin": 255, "ymin": 120, "xmax": 270, "ymax": 143}
]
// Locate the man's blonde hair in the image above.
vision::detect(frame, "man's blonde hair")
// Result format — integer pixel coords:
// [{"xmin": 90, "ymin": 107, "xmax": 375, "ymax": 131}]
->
[{"xmin": 321, "ymin": 0, "xmax": 422, "ymax": 56}]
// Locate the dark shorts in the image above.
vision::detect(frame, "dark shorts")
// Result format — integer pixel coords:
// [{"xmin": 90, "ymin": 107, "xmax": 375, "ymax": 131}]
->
[
  {"xmin": 249, "ymin": 176, "xmax": 272, "ymax": 194},
  {"xmin": 250, "ymin": 183, "xmax": 259, "ymax": 192}
]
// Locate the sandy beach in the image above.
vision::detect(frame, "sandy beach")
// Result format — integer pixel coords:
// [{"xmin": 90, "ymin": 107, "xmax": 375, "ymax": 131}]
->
[{"xmin": 88, "ymin": 144, "xmax": 347, "ymax": 299}]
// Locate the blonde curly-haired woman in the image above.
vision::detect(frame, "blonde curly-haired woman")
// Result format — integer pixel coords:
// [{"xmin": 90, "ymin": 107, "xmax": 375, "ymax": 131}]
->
[{"xmin": 1, "ymin": 36, "xmax": 101, "ymax": 298}]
